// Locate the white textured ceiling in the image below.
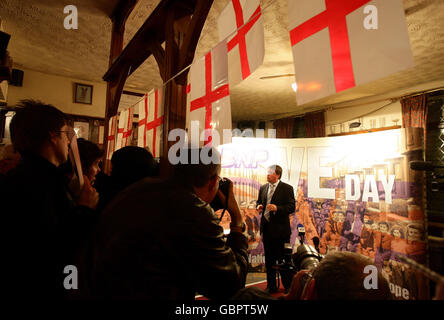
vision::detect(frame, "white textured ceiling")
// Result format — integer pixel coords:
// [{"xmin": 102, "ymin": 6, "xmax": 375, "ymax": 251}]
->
[{"xmin": 1, "ymin": 0, "xmax": 443, "ymax": 120}]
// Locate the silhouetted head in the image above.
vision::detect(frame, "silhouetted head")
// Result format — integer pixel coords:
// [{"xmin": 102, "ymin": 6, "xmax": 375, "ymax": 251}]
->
[{"xmin": 111, "ymin": 146, "xmax": 158, "ymax": 188}]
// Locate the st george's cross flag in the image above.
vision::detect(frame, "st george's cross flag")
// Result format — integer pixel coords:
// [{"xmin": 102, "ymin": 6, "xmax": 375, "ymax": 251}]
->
[
  {"xmin": 138, "ymin": 88, "xmax": 164, "ymax": 158},
  {"xmin": 288, "ymin": 0, "xmax": 414, "ymax": 105},
  {"xmin": 218, "ymin": 0, "xmax": 264, "ymax": 86},
  {"xmin": 137, "ymin": 93, "xmax": 149, "ymax": 148},
  {"xmin": 106, "ymin": 115, "xmax": 118, "ymax": 160},
  {"xmin": 187, "ymin": 41, "xmax": 232, "ymax": 147},
  {"xmin": 116, "ymin": 107, "xmax": 134, "ymax": 150}
]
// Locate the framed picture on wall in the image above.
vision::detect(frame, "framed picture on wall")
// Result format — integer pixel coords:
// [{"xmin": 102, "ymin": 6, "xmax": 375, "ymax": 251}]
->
[
  {"xmin": 73, "ymin": 121, "xmax": 90, "ymax": 140},
  {"xmin": 74, "ymin": 83, "xmax": 93, "ymax": 104}
]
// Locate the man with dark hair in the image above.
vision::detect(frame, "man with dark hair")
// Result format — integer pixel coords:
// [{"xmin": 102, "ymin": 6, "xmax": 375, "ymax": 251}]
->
[
  {"xmin": 256, "ymin": 165, "xmax": 295, "ymax": 293},
  {"xmin": 284, "ymin": 251, "xmax": 391, "ymax": 300},
  {"xmin": 9, "ymin": 99, "xmax": 69, "ymax": 158},
  {"xmin": 96, "ymin": 146, "xmax": 158, "ymax": 212},
  {"xmin": 88, "ymin": 146, "xmax": 248, "ymax": 299},
  {"xmin": 1, "ymin": 100, "xmax": 98, "ymax": 299}
]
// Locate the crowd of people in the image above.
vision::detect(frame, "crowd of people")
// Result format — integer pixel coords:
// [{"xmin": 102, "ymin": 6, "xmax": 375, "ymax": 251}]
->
[{"xmin": 0, "ymin": 99, "xmax": 442, "ymax": 301}]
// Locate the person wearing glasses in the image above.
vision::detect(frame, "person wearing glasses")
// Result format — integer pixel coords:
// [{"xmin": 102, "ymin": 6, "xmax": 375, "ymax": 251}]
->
[{"xmin": 1, "ymin": 100, "xmax": 98, "ymax": 299}]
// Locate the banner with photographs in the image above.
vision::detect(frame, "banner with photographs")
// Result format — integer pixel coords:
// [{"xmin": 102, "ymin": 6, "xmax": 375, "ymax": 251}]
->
[{"xmin": 216, "ymin": 128, "xmax": 428, "ymax": 300}]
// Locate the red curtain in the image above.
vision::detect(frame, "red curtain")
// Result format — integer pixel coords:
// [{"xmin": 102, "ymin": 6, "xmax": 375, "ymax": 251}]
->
[
  {"xmin": 304, "ymin": 111, "xmax": 326, "ymax": 138},
  {"xmin": 401, "ymin": 94, "xmax": 427, "ymax": 129},
  {"xmin": 273, "ymin": 117, "xmax": 294, "ymax": 138},
  {"xmin": 401, "ymin": 94, "xmax": 428, "ymax": 146}
]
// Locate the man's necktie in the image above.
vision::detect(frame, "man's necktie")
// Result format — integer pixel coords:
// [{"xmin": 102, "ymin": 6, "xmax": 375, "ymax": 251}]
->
[{"xmin": 264, "ymin": 184, "xmax": 276, "ymax": 221}]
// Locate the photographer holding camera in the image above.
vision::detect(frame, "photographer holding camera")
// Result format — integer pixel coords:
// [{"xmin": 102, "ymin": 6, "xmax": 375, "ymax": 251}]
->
[{"xmin": 87, "ymin": 146, "xmax": 248, "ymax": 299}]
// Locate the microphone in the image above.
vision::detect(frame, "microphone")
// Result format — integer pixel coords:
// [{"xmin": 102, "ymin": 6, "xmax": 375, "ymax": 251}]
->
[
  {"xmin": 410, "ymin": 161, "xmax": 444, "ymax": 171},
  {"xmin": 297, "ymin": 223, "xmax": 305, "ymax": 243},
  {"xmin": 312, "ymin": 237, "xmax": 320, "ymax": 253}
]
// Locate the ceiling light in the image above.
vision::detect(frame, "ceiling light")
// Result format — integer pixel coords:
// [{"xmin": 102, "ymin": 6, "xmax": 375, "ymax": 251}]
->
[
  {"xmin": 291, "ymin": 82, "xmax": 298, "ymax": 92},
  {"xmin": 349, "ymin": 122, "xmax": 361, "ymax": 129}
]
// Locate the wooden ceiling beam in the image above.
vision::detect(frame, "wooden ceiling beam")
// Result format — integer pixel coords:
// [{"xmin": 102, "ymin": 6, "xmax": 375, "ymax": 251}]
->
[
  {"xmin": 110, "ymin": 0, "xmax": 139, "ymax": 30},
  {"xmin": 103, "ymin": 0, "xmax": 139, "ymax": 173},
  {"xmin": 103, "ymin": 0, "xmax": 197, "ymax": 83},
  {"xmin": 159, "ymin": 0, "xmax": 213, "ymax": 177},
  {"xmin": 177, "ymin": 0, "xmax": 213, "ymax": 77},
  {"xmin": 147, "ymin": 36, "xmax": 166, "ymax": 82},
  {"xmin": 103, "ymin": 0, "xmax": 214, "ymax": 177}
]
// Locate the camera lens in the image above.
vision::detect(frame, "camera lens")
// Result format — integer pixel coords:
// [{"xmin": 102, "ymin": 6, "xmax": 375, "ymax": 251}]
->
[{"xmin": 292, "ymin": 244, "xmax": 322, "ymax": 271}]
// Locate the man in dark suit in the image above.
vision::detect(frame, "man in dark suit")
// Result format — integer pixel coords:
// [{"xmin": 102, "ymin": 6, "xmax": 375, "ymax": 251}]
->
[{"xmin": 256, "ymin": 165, "xmax": 295, "ymax": 293}]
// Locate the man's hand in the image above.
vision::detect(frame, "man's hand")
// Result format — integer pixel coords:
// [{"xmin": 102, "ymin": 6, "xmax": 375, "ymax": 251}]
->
[
  {"xmin": 283, "ymin": 270, "xmax": 311, "ymax": 300},
  {"xmin": 256, "ymin": 204, "xmax": 263, "ymax": 213},
  {"xmin": 266, "ymin": 204, "xmax": 277, "ymax": 212},
  {"xmin": 77, "ymin": 175, "xmax": 99, "ymax": 209}
]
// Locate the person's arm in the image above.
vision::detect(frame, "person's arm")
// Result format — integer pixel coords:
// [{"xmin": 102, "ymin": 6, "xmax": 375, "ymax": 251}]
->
[
  {"xmin": 188, "ymin": 205, "xmax": 248, "ymax": 299},
  {"xmin": 256, "ymin": 186, "xmax": 264, "ymax": 213},
  {"xmin": 76, "ymin": 176, "xmax": 99, "ymax": 209},
  {"xmin": 274, "ymin": 184, "xmax": 296, "ymax": 217},
  {"xmin": 283, "ymin": 270, "xmax": 311, "ymax": 300},
  {"xmin": 189, "ymin": 180, "xmax": 248, "ymax": 299}
]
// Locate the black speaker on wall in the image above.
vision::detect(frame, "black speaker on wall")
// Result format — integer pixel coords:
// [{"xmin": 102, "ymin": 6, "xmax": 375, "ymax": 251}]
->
[
  {"xmin": 0, "ymin": 31, "xmax": 10, "ymax": 56},
  {"xmin": 10, "ymin": 69, "xmax": 24, "ymax": 87}
]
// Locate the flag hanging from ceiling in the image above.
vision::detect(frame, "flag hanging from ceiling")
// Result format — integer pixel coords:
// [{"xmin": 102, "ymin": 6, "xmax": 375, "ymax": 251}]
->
[
  {"xmin": 187, "ymin": 41, "xmax": 232, "ymax": 147},
  {"xmin": 138, "ymin": 88, "xmax": 164, "ymax": 158},
  {"xmin": 106, "ymin": 115, "xmax": 117, "ymax": 160},
  {"xmin": 218, "ymin": 0, "xmax": 264, "ymax": 86},
  {"xmin": 116, "ymin": 107, "xmax": 134, "ymax": 150},
  {"xmin": 288, "ymin": 0, "xmax": 414, "ymax": 105},
  {"xmin": 137, "ymin": 93, "xmax": 149, "ymax": 148}
]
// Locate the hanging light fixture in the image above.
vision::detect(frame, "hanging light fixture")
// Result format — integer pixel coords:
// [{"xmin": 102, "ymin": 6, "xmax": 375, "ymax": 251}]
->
[{"xmin": 349, "ymin": 121, "xmax": 361, "ymax": 129}]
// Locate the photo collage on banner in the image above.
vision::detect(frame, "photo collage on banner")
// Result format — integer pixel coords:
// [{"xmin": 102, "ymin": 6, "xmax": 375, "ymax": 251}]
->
[{"xmin": 216, "ymin": 128, "xmax": 428, "ymax": 300}]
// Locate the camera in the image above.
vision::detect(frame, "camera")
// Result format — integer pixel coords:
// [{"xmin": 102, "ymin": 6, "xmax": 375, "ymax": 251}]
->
[
  {"xmin": 292, "ymin": 243, "xmax": 323, "ymax": 271},
  {"xmin": 275, "ymin": 225, "xmax": 324, "ymax": 290},
  {"xmin": 209, "ymin": 178, "xmax": 231, "ymax": 211}
]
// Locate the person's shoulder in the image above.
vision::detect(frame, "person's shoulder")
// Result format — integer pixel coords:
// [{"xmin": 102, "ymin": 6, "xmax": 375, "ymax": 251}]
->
[
  {"xmin": 188, "ymin": 193, "xmax": 216, "ymax": 218},
  {"xmin": 279, "ymin": 180, "xmax": 294, "ymax": 190},
  {"xmin": 107, "ymin": 177, "xmax": 165, "ymax": 203},
  {"xmin": 3, "ymin": 162, "xmax": 41, "ymax": 188}
]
